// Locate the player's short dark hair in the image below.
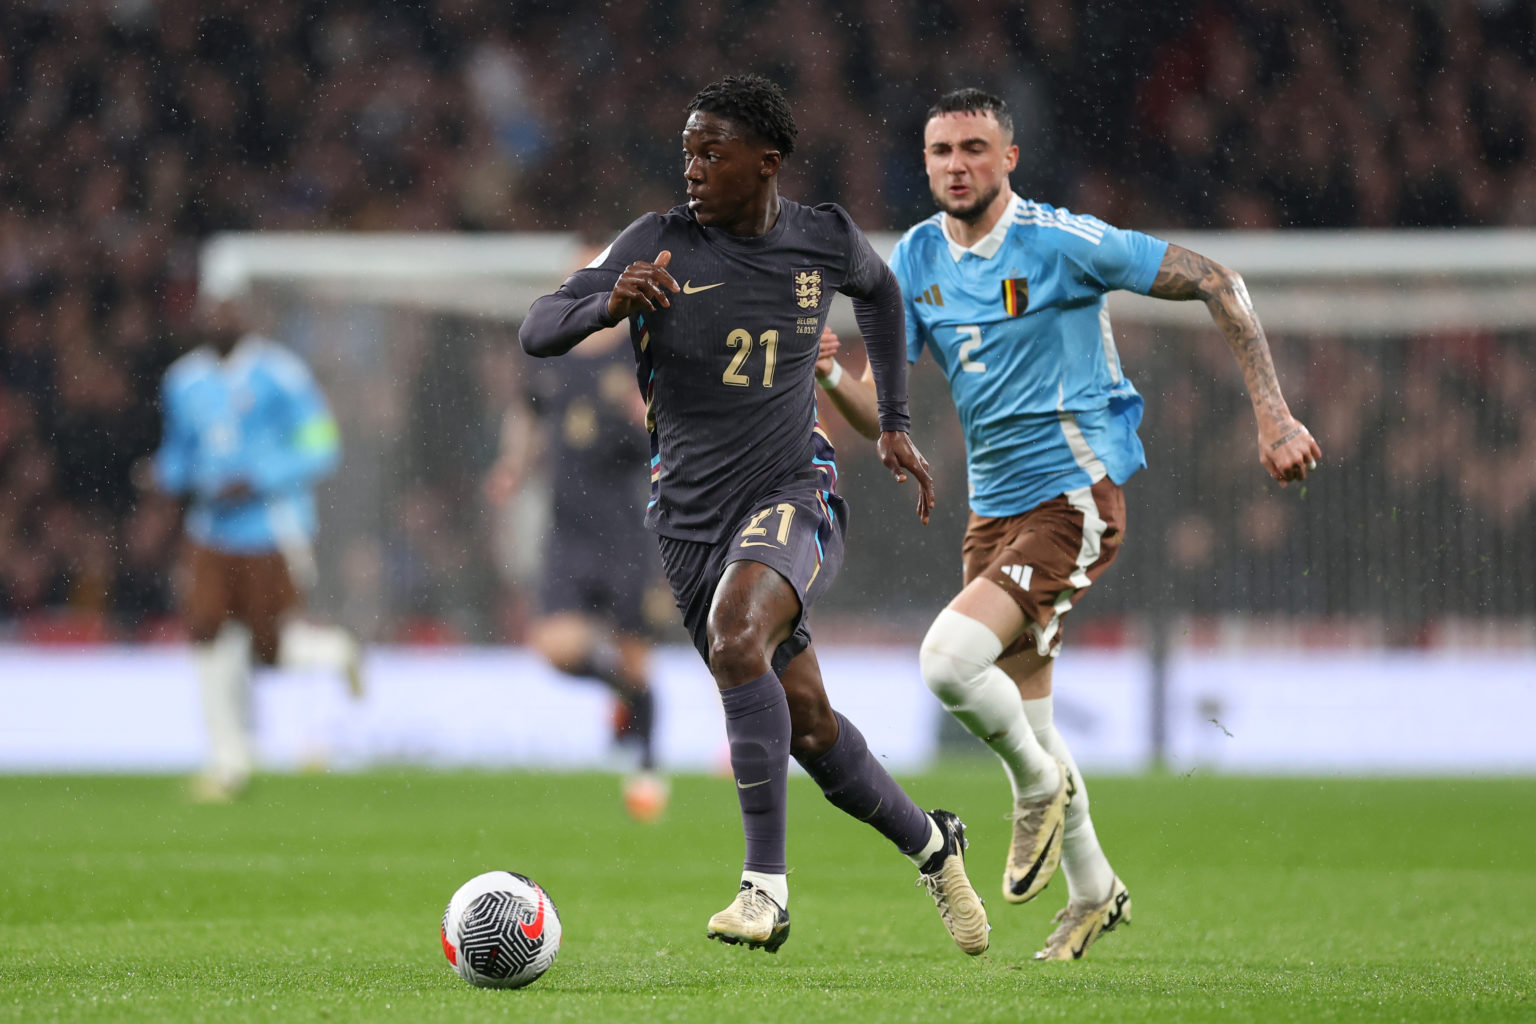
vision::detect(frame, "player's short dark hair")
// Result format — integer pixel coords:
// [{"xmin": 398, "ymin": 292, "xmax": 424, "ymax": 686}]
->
[
  {"xmin": 687, "ymin": 75, "xmax": 798, "ymax": 157},
  {"xmin": 928, "ymin": 88, "xmax": 1014, "ymax": 142}
]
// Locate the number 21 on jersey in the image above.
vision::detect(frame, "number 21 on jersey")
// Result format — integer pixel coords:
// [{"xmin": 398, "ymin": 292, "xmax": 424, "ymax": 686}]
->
[{"xmin": 722, "ymin": 329, "xmax": 780, "ymax": 387}]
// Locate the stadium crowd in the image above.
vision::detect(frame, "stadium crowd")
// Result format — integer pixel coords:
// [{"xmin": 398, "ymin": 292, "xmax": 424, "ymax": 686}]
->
[{"xmin": 1, "ymin": 0, "xmax": 1534, "ymax": 640}]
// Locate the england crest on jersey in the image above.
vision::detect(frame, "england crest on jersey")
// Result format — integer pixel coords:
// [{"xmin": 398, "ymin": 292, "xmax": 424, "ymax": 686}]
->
[{"xmin": 793, "ymin": 268, "xmax": 823, "ymax": 310}]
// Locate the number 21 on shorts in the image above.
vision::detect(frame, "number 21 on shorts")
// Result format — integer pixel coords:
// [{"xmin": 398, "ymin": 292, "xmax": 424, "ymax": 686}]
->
[{"xmin": 739, "ymin": 503, "xmax": 795, "ymax": 547}]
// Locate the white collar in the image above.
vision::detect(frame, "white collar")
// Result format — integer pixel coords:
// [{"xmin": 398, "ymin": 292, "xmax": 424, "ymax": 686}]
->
[{"xmin": 942, "ymin": 192, "xmax": 1021, "ymax": 262}]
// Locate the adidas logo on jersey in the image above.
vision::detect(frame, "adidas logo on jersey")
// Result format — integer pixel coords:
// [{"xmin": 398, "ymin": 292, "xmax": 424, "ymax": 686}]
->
[
  {"xmin": 999, "ymin": 564, "xmax": 1033, "ymax": 589},
  {"xmin": 913, "ymin": 284, "xmax": 944, "ymax": 306}
]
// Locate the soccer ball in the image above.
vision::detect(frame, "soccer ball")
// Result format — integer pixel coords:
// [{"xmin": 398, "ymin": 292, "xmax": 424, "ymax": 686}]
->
[{"xmin": 440, "ymin": 871, "xmax": 562, "ymax": 989}]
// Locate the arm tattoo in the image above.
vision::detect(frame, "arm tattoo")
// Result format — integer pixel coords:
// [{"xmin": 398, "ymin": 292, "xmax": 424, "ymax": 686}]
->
[
  {"xmin": 1269, "ymin": 425, "xmax": 1302, "ymax": 450},
  {"xmin": 1151, "ymin": 244, "xmax": 1288, "ymax": 421},
  {"xmin": 1147, "ymin": 245, "xmax": 1212, "ymax": 302}
]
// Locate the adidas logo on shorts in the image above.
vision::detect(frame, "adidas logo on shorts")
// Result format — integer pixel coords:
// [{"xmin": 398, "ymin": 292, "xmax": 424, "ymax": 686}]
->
[{"xmin": 999, "ymin": 564, "xmax": 1033, "ymax": 589}]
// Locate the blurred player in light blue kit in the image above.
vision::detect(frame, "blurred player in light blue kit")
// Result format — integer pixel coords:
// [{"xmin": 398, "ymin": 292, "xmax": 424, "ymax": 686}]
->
[
  {"xmin": 816, "ymin": 88, "xmax": 1320, "ymax": 960},
  {"xmin": 149, "ymin": 291, "xmax": 363, "ymax": 801}
]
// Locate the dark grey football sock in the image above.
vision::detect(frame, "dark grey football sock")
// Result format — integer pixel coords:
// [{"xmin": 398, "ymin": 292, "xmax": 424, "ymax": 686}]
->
[
  {"xmin": 796, "ymin": 711, "xmax": 933, "ymax": 856},
  {"xmin": 625, "ymin": 687, "xmax": 656, "ymax": 771},
  {"xmin": 568, "ymin": 640, "xmax": 656, "ymax": 770},
  {"xmin": 720, "ymin": 671, "xmax": 791, "ymax": 875},
  {"xmin": 568, "ymin": 638, "xmax": 628, "ymax": 690}
]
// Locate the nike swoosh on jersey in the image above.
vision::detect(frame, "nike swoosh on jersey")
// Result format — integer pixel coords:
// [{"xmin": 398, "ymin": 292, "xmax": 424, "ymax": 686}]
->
[
  {"xmin": 736, "ymin": 778, "xmax": 771, "ymax": 789},
  {"xmin": 682, "ymin": 280, "xmax": 724, "ymax": 294},
  {"xmin": 518, "ymin": 890, "xmax": 547, "ymax": 940}
]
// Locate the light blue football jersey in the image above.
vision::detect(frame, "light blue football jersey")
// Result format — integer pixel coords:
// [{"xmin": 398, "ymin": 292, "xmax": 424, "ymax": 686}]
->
[
  {"xmin": 891, "ymin": 193, "xmax": 1168, "ymax": 517},
  {"xmin": 154, "ymin": 335, "xmax": 340, "ymax": 553}
]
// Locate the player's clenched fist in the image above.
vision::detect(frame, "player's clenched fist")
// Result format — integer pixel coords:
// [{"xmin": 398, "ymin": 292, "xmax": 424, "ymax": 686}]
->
[
  {"xmin": 608, "ymin": 250, "xmax": 680, "ymax": 320},
  {"xmin": 1260, "ymin": 415, "xmax": 1322, "ymax": 488}
]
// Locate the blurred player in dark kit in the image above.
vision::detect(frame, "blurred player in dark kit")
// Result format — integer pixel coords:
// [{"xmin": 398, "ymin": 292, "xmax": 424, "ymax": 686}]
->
[
  {"xmin": 520, "ymin": 75, "xmax": 988, "ymax": 956},
  {"xmin": 486, "ymin": 319, "xmax": 667, "ymax": 821},
  {"xmin": 815, "ymin": 87, "xmax": 1321, "ymax": 960},
  {"xmin": 148, "ymin": 291, "xmax": 364, "ymax": 802}
]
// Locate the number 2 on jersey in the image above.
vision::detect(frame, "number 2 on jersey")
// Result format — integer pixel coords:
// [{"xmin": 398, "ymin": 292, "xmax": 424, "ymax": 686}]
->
[
  {"xmin": 723, "ymin": 329, "xmax": 781, "ymax": 388},
  {"xmin": 957, "ymin": 324, "xmax": 987, "ymax": 374}
]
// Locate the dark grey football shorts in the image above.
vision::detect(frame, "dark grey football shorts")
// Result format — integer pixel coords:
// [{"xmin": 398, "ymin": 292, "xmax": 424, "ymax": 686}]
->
[
  {"xmin": 657, "ymin": 475, "xmax": 848, "ymax": 676},
  {"xmin": 539, "ymin": 524, "xmax": 654, "ymax": 635}
]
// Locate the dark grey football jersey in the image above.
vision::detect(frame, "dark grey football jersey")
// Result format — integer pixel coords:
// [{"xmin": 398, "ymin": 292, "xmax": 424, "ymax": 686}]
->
[
  {"xmin": 522, "ymin": 200, "xmax": 910, "ymax": 542},
  {"xmin": 527, "ymin": 343, "xmax": 649, "ymax": 537}
]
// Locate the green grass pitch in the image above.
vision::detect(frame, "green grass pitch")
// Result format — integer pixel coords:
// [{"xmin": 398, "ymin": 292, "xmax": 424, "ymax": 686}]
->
[{"xmin": 2, "ymin": 764, "xmax": 1532, "ymax": 1023}]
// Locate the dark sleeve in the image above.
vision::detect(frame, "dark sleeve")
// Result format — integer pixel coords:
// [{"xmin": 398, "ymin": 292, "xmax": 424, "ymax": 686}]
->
[
  {"xmin": 518, "ymin": 216, "xmax": 657, "ymax": 358},
  {"xmin": 519, "ymin": 288, "xmax": 618, "ymax": 358},
  {"xmin": 851, "ymin": 269, "xmax": 911, "ymax": 434},
  {"xmin": 516, "ymin": 287, "xmax": 611, "ymax": 359},
  {"xmin": 831, "ymin": 206, "xmax": 911, "ymax": 434}
]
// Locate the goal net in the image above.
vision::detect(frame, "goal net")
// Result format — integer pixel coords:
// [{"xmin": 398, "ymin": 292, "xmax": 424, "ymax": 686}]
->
[{"xmin": 201, "ymin": 230, "xmax": 1536, "ymax": 648}]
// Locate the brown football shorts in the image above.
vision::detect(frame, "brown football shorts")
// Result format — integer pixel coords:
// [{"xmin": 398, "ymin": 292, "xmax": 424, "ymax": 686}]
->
[
  {"xmin": 181, "ymin": 542, "xmax": 301, "ymax": 663},
  {"xmin": 960, "ymin": 476, "xmax": 1126, "ymax": 658}
]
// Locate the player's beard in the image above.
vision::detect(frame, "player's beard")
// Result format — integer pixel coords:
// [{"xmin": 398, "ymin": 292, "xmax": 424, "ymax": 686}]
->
[{"xmin": 934, "ymin": 181, "xmax": 1003, "ymax": 224}]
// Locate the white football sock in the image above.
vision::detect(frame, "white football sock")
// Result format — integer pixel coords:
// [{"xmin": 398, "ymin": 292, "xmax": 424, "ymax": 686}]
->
[
  {"xmin": 1023, "ymin": 695, "xmax": 1116, "ymax": 904},
  {"xmin": 920, "ymin": 609, "xmax": 1060, "ymax": 800},
  {"xmin": 905, "ymin": 814, "xmax": 944, "ymax": 868},
  {"xmin": 278, "ymin": 619, "xmax": 357, "ymax": 673},
  {"xmin": 193, "ymin": 624, "xmax": 254, "ymax": 784},
  {"xmin": 741, "ymin": 870, "xmax": 788, "ymax": 908}
]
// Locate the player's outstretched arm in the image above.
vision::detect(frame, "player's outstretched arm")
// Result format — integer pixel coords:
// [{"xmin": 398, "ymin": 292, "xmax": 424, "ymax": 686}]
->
[
  {"xmin": 519, "ymin": 250, "xmax": 679, "ymax": 358},
  {"xmin": 814, "ymin": 340, "xmax": 933, "ymax": 521},
  {"xmin": 811, "ymin": 327, "xmax": 931, "ymax": 518},
  {"xmin": 813, "ymin": 328, "xmax": 881, "ymax": 440},
  {"xmin": 848, "ymin": 269, "xmax": 936, "ymax": 520},
  {"xmin": 1149, "ymin": 244, "xmax": 1322, "ymax": 487},
  {"xmin": 519, "ymin": 287, "xmax": 612, "ymax": 358}
]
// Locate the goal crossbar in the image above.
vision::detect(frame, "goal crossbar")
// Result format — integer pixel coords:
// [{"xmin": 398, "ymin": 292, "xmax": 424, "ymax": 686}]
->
[{"xmin": 203, "ymin": 229, "xmax": 1536, "ymax": 335}]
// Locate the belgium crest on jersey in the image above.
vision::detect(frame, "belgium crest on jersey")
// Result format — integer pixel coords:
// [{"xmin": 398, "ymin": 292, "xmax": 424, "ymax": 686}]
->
[
  {"xmin": 793, "ymin": 268, "xmax": 824, "ymax": 310},
  {"xmin": 1002, "ymin": 277, "xmax": 1029, "ymax": 317}
]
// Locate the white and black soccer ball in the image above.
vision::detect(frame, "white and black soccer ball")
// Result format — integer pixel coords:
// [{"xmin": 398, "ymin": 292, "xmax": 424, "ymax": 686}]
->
[{"xmin": 440, "ymin": 871, "xmax": 562, "ymax": 989}]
